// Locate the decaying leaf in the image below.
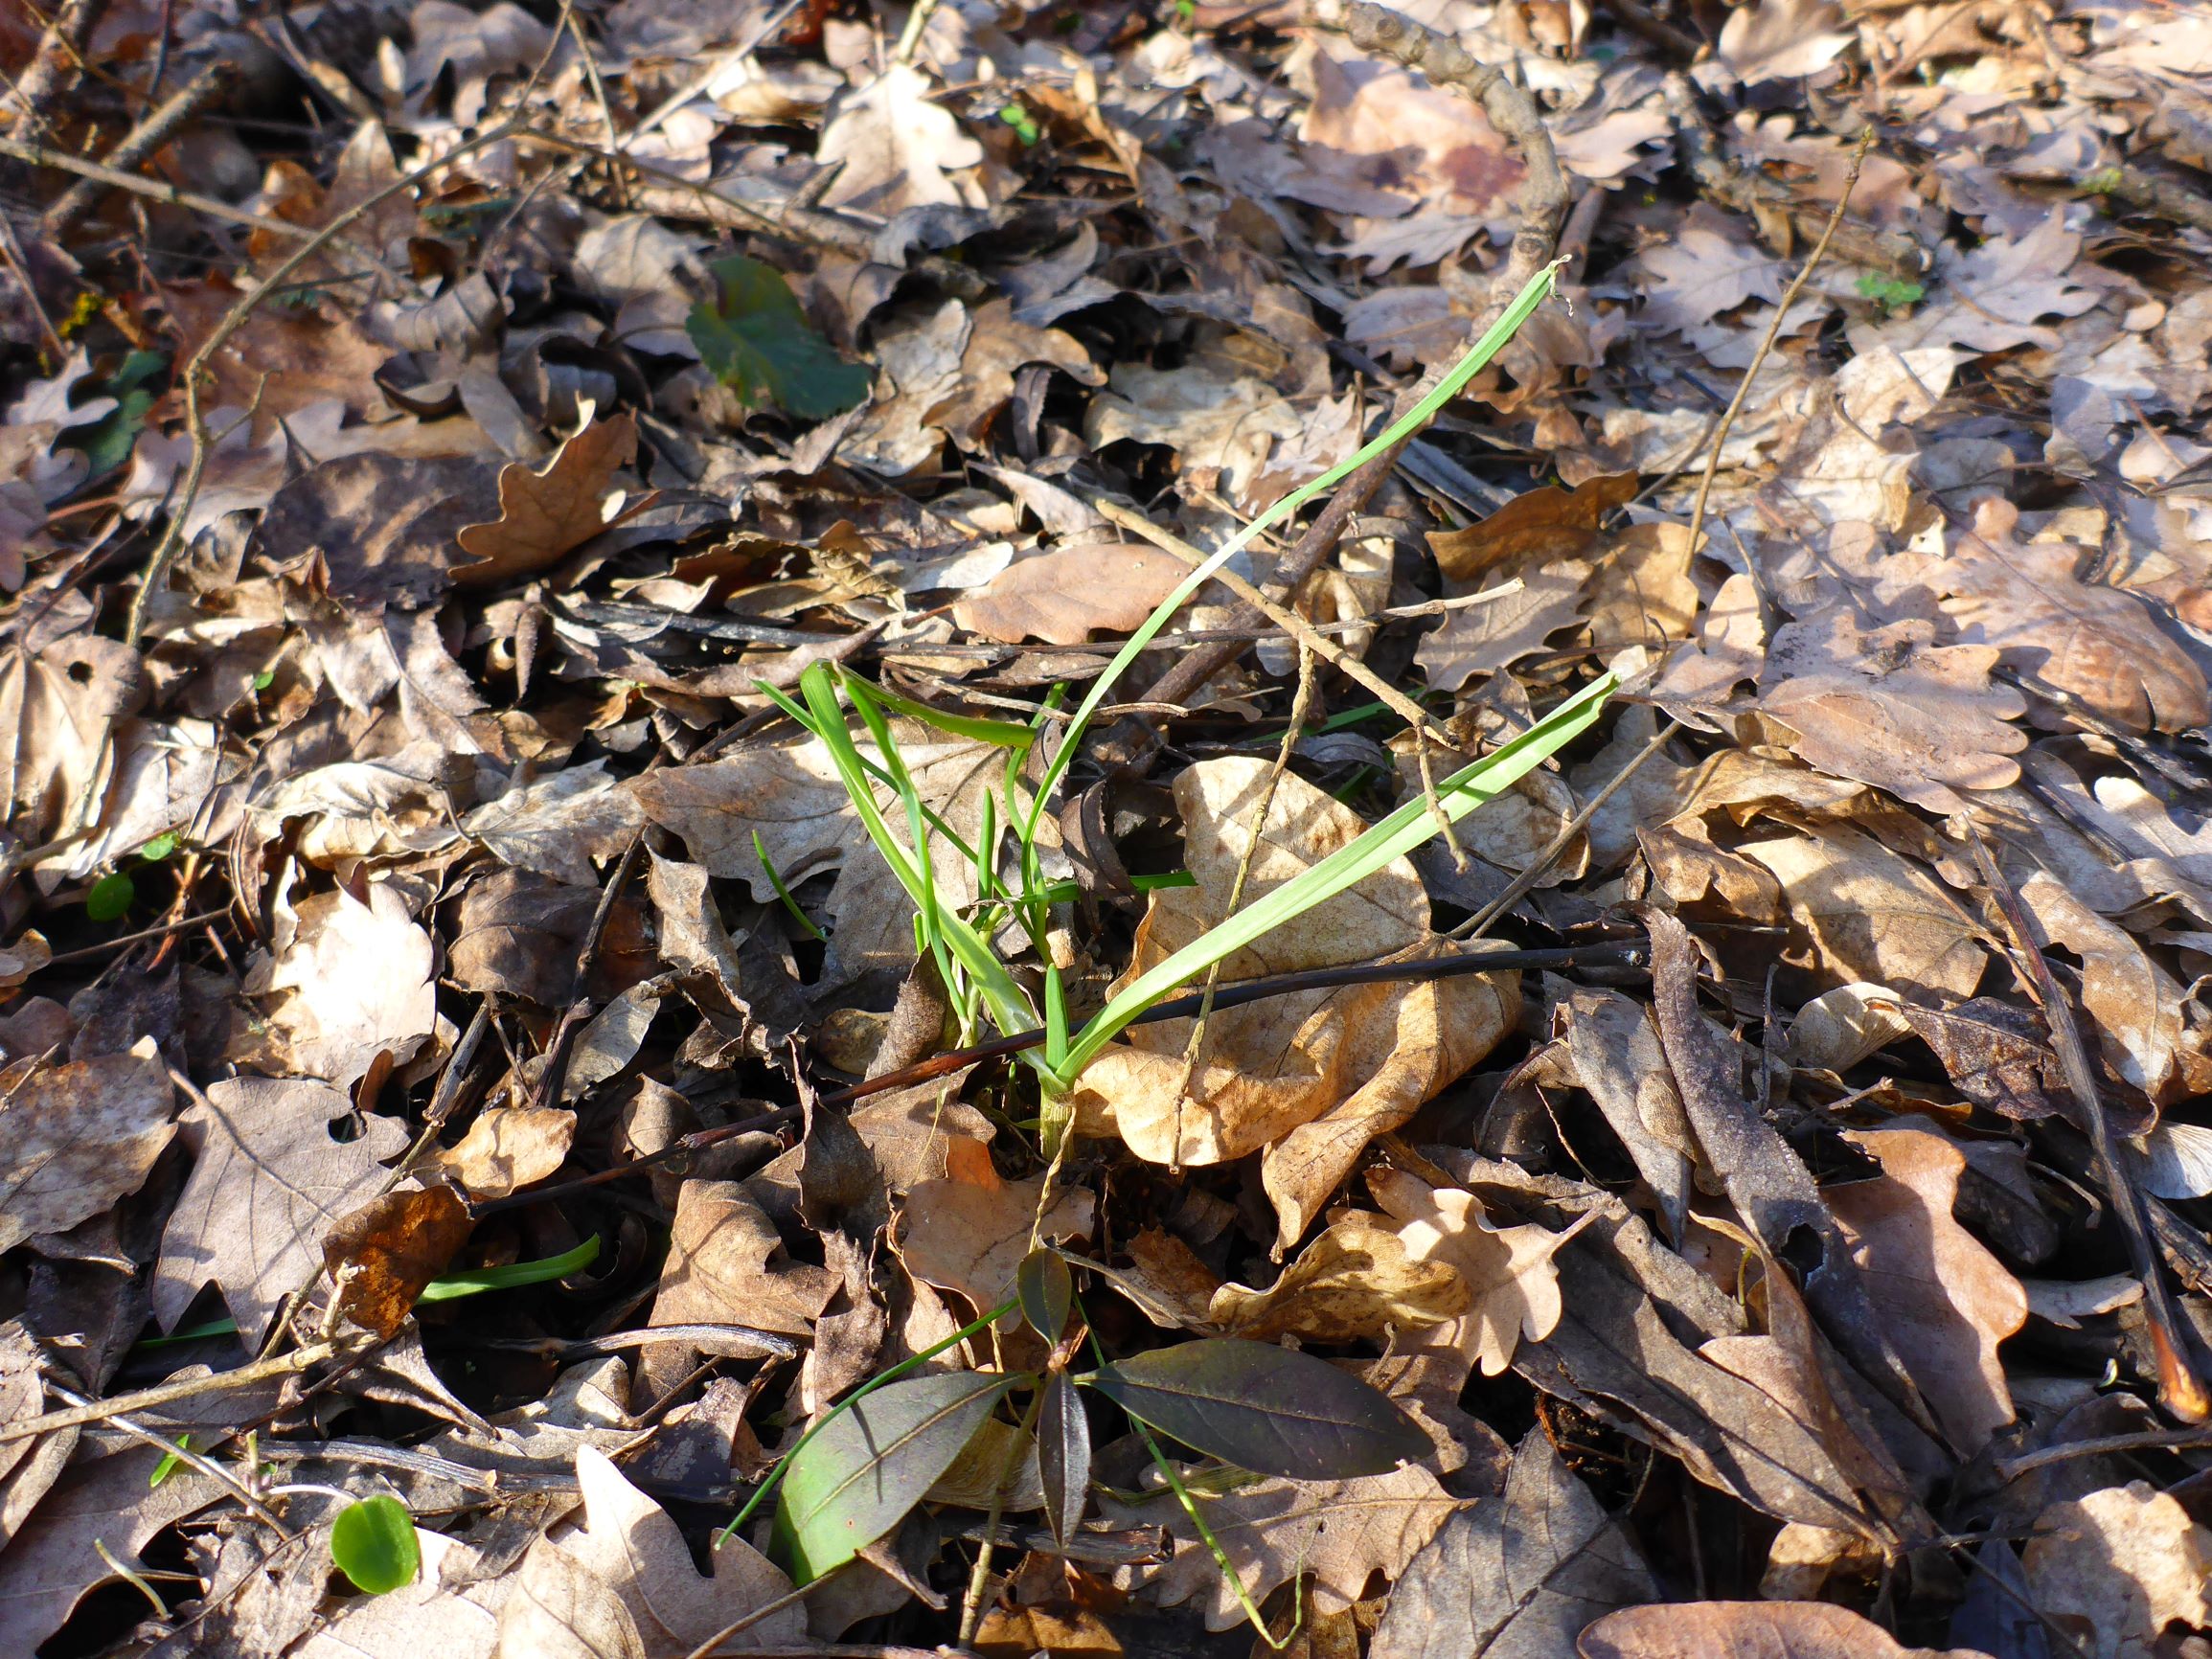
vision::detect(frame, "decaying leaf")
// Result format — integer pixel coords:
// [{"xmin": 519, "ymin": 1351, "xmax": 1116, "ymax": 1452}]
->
[
  {"xmin": 2022, "ymin": 1482, "xmax": 2212, "ymax": 1659},
  {"xmin": 1580, "ymin": 1600, "xmax": 1987, "ymax": 1658},
  {"xmin": 896, "ymin": 1164, "xmax": 1093, "ymax": 1328},
  {"xmin": 0, "ymin": 1039, "xmax": 173, "ymax": 1254},
  {"xmin": 1739, "ymin": 826, "xmax": 1990, "ymax": 1002},
  {"xmin": 1068, "ymin": 758, "xmax": 1519, "ymax": 1247},
  {"xmin": 324, "ymin": 1182, "xmax": 475, "ymax": 1338},
  {"xmin": 246, "ymin": 880, "xmax": 438, "ymax": 1086},
  {"xmin": 648, "ymin": 1182, "xmax": 837, "ymax": 1345},
  {"xmin": 1209, "ymin": 1208, "xmax": 1468, "ymax": 1343},
  {"xmin": 453, "ymin": 414, "xmax": 637, "ymax": 588},
  {"xmin": 950, "ymin": 542, "xmax": 1184, "ymax": 645},
  {"xmin": 151, "ymin": 1078, "xmax": 410, "ymax": 1346},
  {"xmin": 1824, "ymin": 1123, "xmax": 2028, "ymax": 1454},
  {"xmin": 431, "ymin": 1106, "xmax": 578, "ymax": 1200}
]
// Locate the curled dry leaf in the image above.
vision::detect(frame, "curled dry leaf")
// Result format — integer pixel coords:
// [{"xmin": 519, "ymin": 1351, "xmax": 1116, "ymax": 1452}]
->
[
  {"xmin": 1369, "ymin": 1169, "xmax": 1591, "ymax": 1383},
  {"xmin": 1069, "ymin": 758, "xmax": 1518, "ymax": 1249},
  {"xmin": 431, "ymin": 1105, "xmax": 578, "ymax": 1200},
  {"xmin": 1740, "ymin": 825, "xmax": 1990, "ymax": 1002},
  {"xmin": 0, "ymin": 1038, "xmax": 173, "ymax": 1254},
  {"xmin": 1824, "ymin": 1123, "xmax": 2028, "ymax": 1454},
  {"xmin": 246, "ymin": 880, "xmax": 438, "ymax": 1086},
  {"xmin": 151, "ymin": 1077, "xmax": 410, "ymax": 1347},
  {"xmin": 2022, "ymin": 1482, "xmax": 2212, "ymax": 1659},
  {"xmin": 648, "ymin": 1183, "xmax": 837, "ymax": 1344},
  {"xmin": 1209, "ymin": 1208, "xmax": 1469, "ymax": 1343},
  {"xmin": 816, "ymin": 63, "xmax": 984, "ymax": 216},
  {"xmin": 324, "ymin": 1182, "xmax": 475, "ymax": 1339}
]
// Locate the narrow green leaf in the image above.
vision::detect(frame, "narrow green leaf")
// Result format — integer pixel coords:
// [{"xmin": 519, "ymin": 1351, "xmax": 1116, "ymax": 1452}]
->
[
  {"xmin": 1059, "ymin": 673, "xmax": 1614, "ymax": 1079},
  {"xmin": 330, "ymin": 1495, "xmax": 421, "ymax": 1595},
  {"xmin": 771, "ymin": 1370, "xmax": 1019, "ymax": 1582},
  {"xmin": 413, "ymin": 1235, "xmax": 601, "ymax": 1302},
  {"xmin": 1017, "ymin": 1248, "xmax": 1072, "ymax": 1344},
  {"xmin": 835, "ymin": 668, "xmax": 1038, "ymax": 749},
  {"xmin": 689, "ymin": 254, "xmax": 873, "ymax": 420},
  {"xmin": 755, "ymin": 829, "xmax": 828, "ymax": 943},
  {"xmin": 148, "ymin": 1434, "xmax": 191, "ymax": 1489},
  {"xmin": 1025, "ymin": 260, "xmax": 1566, "ymax": 828},
  {"xmin": 1081, "ymin": 1339, "xmax": 1427, "ymax": 1481},
  {"xmin": 1038, "ymin": 1371, "xmax": 1090, "ymax": 1553},
  {"xmin": 85, "ymin": 872, "xmax": 134, "ymax": 921}
]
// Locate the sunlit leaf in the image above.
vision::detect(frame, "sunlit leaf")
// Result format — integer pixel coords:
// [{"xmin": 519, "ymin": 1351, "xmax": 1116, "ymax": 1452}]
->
[
  {"xmin": 1018, "ymin": 1248, "xmax": 1073, "ymax": 1343},
  {"xmin": 1082, "ymin": 1339, "xmax": 1427, "ymax": 1481},
  {"xmin": 1038, "ymin": 1371, "xmax": 1090, "ymax": 1552},
  {"xmin": 331, "ymin": 1495, "xmax": 421, "ymax": 1595},
  {"xmin": 771, "ymin": 1370, "xmax": 1019, "ymax": 1582}
]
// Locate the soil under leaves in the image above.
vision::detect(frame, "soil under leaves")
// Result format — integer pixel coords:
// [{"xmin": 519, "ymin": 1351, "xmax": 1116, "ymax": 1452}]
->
[{"xmin": 6, "ymin": 0, "xmax": 2212, "ymax": 1655}]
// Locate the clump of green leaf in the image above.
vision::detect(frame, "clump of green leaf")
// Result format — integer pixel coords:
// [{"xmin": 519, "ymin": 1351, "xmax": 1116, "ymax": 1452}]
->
[
  {"xmin": 331, "ymin": 1495, "xmax": 420, "ymax": 1595},
  {"xmin": 687, "ymin": 254, "xmax": 873, "ymax": 420},
  {"xmin": 1857, "ymin": 272, "xmax": 1927, "ymax": 311}
]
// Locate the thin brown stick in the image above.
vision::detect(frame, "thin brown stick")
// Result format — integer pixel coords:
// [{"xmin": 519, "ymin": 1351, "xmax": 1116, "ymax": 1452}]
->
[
  {"xmin": 1966, "ymin": 828, "xmax": 2210, "ymax": 1423},
  {"xmin": 0, "ymin": 1340, "xmax": 345, "ymax": 1445},
  {"xmin": 39, "ymin": 908, "xmax": 231, "ymax": 966},
  {"xmin": 1684, "ymin": 128, "xmax": 1872, "ymax": 561},
  {"xmin": 41, "ymin": 59, "xmax": 235, "ymax": 237},
  {"xmin": 42, "ymin": 1380, "xmax": 284, "ymax": 1527},
  {"xmin": 5, "ymin": 0, "xmax": 110, "ymax": 137},
  {"xmin": 0, "ymin": 132, "xmax": 332, "ymax": 245},
  {"xmin": 1448, "ymin": 717, "xmax": 1680, "ymax": 940},
  {"xmin": 122, "ymin": 119, "xmax": 520, "ymax": 645},
  {"xmin": 1994, "ymin": 1425, "xmax": 2212, "ymax": 1482},
  {"xmin": 1167, "ymin": 644, "xmax": 1321, "ymax": 1170}
]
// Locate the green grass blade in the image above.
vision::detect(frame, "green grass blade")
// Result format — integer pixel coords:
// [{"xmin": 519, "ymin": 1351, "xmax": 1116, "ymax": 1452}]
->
[
  {"xmin": 756, "ymin": 830, "xmax": 828, "ymax": 942},
  {"xmin": 1024, "ymin": 261, "xmax": 1565, "ymax": 833},
  {"xmin": 1054, "ymin": 673, "xmax": 1614, "ymax": 1080},
  {"xmin": 840, "ymin": 670, "xmax": 1038, "ymax": 749}
]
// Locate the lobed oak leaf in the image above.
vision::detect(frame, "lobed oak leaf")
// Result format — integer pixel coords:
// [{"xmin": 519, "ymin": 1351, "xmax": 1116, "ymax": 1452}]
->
[
  {"xmin": 1209, "ymin": 1209, "xmax": 1468, "ymax": 1343},
  {"xmin": 896, "ymin": 1167, "xmax": 1093, "ymax": 1329},
  {"xmin": 2022, "ymin": 1482, "xmax": 2212, "ymax": 1659},
  {"xmin": 454, "ymin": 415, "xmax": 638, "ymax": 589},
  {"xmin": 816, "ymin": 63, "xmax": 983, "ymax": 216},
  {"xmin": 1580, "ymin": 1600, "xmax": 1991, "ymax": 1658}
]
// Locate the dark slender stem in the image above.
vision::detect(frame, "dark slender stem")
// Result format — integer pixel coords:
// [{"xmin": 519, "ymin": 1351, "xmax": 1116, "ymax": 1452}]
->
[{"xmin": 471, "ymin": 941, "xmax": 1644, "ymax": 1216}]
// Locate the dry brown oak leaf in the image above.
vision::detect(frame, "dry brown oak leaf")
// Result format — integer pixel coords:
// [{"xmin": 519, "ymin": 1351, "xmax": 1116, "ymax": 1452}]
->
[
  {"xmin": 1755, "ymin": 606, "xmax": 2027, "ymax": 815},
  {"xmin": 454, "ymin": 413, "xmax": 638, "ymax": 588},
  {"xmin": 1824, "ymin": 1121, "xmax": 2028, "ymax": 1456},
  {"xmin": 1209, "ymin": 1207, "xmax": 1468, "ymax": 1343},
  {"xmin": 897, "ymin": 1156, "xmax": 1094, "ymax": 1329},
  {"xmin": 951, "ymin": 540, "xmax": 1184, "ymax": 645},
  {"xmin": 1067, "ymin": 757, "xmax": 1519, "ymax": 1251},
  {"xmin": 1578, "ymin": 1599, "xmax": 1993, "ymax": 1658},
  {"xmin": 2021, "ymin": 1480, "xmax": 2212, "ymax": 1659},
  {"xmin": 150, "ymin": 1077, "xmax": 410, "ymax": 1347},
  {"xmin": 647, "ymin": 1181, "xmax": 837, "ymax": 1342}
]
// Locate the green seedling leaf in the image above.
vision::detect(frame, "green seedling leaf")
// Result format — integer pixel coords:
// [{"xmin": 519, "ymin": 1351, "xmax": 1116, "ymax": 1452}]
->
[
  {"xmin": 413, "ymin": 1234, "xmax": 601, "ymax": 1302},
  {"xmin": 689, "ymin": 254, "xmax": 873, "ymax": 420},
  {"xmin": 138, "ymin": 831, "xmax": 178, "ymax": 862},
  {"xmin": 1856, "ymin": 272, "xmax": 1926, "ymax": 309},
  {"xmin": 330, "ymin": 1495, "xmax": 421, "ymax": 1595},
  {"xmin": 772, "ymin": 1370, "xmax": 1020, "ymax": 1582},
  {"xmin": 1018, "ymin": 1248, "xmax": 1073, "ymax": 1343},
  {"xmin": 61, "ymin": 350, "xmax": 165, "ymax": 483},
  {"xmin": 85, "ymin": 872, "xmax": 134, "ymax": 921},
  {"xmin": 1082, "ymin": 1338, "xmax": 1427, "ymax": 1481},
  {"xmin": 755, "ymin": 829, "xmax": 828, "ymax": 942},
  {"xmin": 1038, "ymin": 1371, "xmax": 1090, "ymax": 1552},
  {"xmin": 148, "ymin": 1435, "xmax": 191, "ymax": 1489},
  {"xmin": 251, "ymin": 669, "xmax": 275, "ymax": 692},
  {"xmin": 834, "ymin": 668, "xmax": 1038, "ymax": 749}
]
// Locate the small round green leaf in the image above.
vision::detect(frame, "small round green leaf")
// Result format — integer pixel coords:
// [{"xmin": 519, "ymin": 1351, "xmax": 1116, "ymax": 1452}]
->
[
  {"xmin": 85, "ymin": 872, "xmax": 134, "ymax": 921},
  {"xmin": 771, "ymin": 1371, "xmax": 1018, "ymax": 1583},
  {"xmin": 138, "ymin": 832, "xmax": 178, "ymax": 862},
  {"xmin": 1017, "ymin": 1248, "xmax": 1072, "ymax": 1344},
  {"xmin": 1082, "ymin": 1339, "xmax": 1428, "ymax": 1480},
  {"xmin": 331, "ymin": 1495, "xmax": 421, "ymax": 1595}
]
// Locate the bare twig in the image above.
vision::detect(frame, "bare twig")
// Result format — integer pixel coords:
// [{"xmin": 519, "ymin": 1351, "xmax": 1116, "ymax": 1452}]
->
[
  {"xmin": 0, "ymin": 1340, "xmax": 348, "ymax": 1445},
  {"xmin": 1966, "ymin": 828, "xmax": 2211, "ymax": 1423},
  {"xmin": 41, "ymin": 59, "xmax": 235, "ymax": 237},
  {"xmin": 122, "ymin": 119, "xmax": 520, "ymax": 645},
  {"xmin": 5, "ymin": 0, "xmax": 111, "ymax": 138},
  {"xmin": 42, "ymin": 1380, "xmax": 285, "ymax": 1527},
  {"xmin": 1684, "ymin": 127, "xmax": 1873, "ymax": 561},
  {"xmin": 0, "ymin": 132, "xmax": 332, "ymax": 245},
  {"xmin": 1994, "ymin": 1424, "xmax": 2212, "ymax": 1482}
]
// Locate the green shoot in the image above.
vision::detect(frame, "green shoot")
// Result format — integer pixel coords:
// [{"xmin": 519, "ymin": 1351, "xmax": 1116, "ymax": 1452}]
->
[{"xmin": 755, "ymin": 830, "xmax": 827, "ymax": 942}]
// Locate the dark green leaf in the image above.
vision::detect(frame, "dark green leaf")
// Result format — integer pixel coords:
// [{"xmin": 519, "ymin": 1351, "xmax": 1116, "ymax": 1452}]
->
[
  {"xmin": 688, "ymin": 255, "xmax": 873, "ymax": 421},
  {"xmin": 60, "ymin": 351, "xmax": 165, "ymax": 483},
  {"xmin": 771, "ymin": 1371, "xmax": 1018, "ymax": 1582},
  {"xmin": 1081, "ymin": 1339, "xmax": 1427, "ymax": 1481},
  {"xmin": 85, "ymin": 872, "xmax": 134, "ymax": 921},
  {"xmin": 1017, "ymin": 1248, "xmax": 1072, "ymax": 1343},
  {"xmin": 331, "ymin": 1495, "xmax": 420, "ymax": 1595},
  {"xmin": 1038, "ymin": 1371, "xmax": 1089, "ymax": 1552}
]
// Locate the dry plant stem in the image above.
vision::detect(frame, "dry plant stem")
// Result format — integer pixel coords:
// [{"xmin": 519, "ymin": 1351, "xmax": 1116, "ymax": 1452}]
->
[
  {"xmin": 1684, "ymin": 129, "xmax": 1872, "ymax": 561},
  {"xmin": 122, "ymin": 117, "xmax": 519, "ymax": 645},
  {"xmin": 956, "ymin": 1383, "xmax": 1046, "ymax": 1645},
  {"xmin": 42, "ymin": 1381, "xmax": 285, "ymax": 1527},
  {"xmin": 0, "ymin": 1340, "xmax": 346, "ymax": 1445},
  {"xmin": 1663, "ymin": 75, "xmax": 1928, "ymax": 276},
  {"xmin": 1141, "ymin": 0, "xmax": 1565, "ymax": 717},
  {"xmin": 41, "ymin": 58, "xmax": 235, "ymax": 237},
  {"xmin": 6, "ymin": 0, "xmax": 110, "ymax": 135},
  {"xmin": 41, "ymin": 907, "xmax": 229, "ymax": 966},
  {"xmin": 679, "ymin": 1579, "xmax": 832, "ymax": 1659},
  {"xmin": 1448, "ymin": 716, "xmax": 1680, "ymax": 940},
  {"xmin": 1095, "ymin": 498, "xmax": 1459, "ymax": 751},
  {"xmin": 1994, "ymin": 1425, "xmax": 2212, "ymax": 1481},
  {"xmin": 0, "ymin": 133, "xmax": 339, "ymax": 245},
  {"xmin": 1169, "ymin": 645, "xmax": 1320, "ymax": 1170},
  {"xmin": 1966, "ymin": 829, "xmax": 2212, "ymax": 1423},
  {"xmin": 1602, "ymin": 0, "xmax": 1701, "ymax": 58}
]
